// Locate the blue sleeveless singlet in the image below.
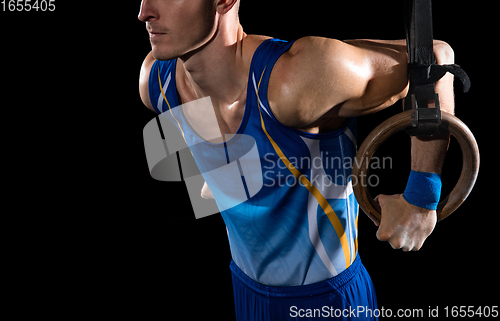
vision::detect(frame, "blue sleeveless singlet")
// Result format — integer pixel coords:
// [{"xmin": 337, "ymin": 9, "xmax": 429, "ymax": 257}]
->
[{"xmin": 148, "ymin": 38, "xmax": 359, "ymax": 287}]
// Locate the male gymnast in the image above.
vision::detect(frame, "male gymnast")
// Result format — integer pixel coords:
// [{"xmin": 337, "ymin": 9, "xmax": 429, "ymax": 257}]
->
[{"xmin": 138, "ymin": 1, "xmax": 455, "ymax": 320}]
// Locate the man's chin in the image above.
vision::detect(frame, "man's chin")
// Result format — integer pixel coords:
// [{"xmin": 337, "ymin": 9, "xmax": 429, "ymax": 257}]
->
[
  {"xmin": 152, "ymin": 52, "xmax": 176, "ymax": 61},
  {"xmin": 151, "ymin": 44, "xmax": 179, "ymax": 61}
]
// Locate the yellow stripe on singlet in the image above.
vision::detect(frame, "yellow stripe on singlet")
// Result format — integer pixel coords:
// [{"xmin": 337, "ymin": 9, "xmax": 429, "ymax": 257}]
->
[
  {"xmin": 158, "ymin": 66, "xmax": 186, "ymax": 140},
  {"xmin": 354, "ymin": 213, "xmax": 359, "ymax": 263},
  {"xmin": 255, "ymin": 68, "xmax": 351, "ymax": 269}
]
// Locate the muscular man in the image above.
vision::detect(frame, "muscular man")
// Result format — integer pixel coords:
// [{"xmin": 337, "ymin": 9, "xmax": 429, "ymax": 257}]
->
[{"xmin": 138, "ymin": 1, "xmax": 455, "ymax": 320}]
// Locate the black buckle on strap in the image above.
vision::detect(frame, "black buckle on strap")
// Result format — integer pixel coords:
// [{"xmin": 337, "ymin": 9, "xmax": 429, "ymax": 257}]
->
[
  {"xmin": 404, "ymin": 90, "xmax": 442, "ymax": 137},
  {"xmin": 403, "ymin": 62, "xmax": 470, "ymax": 137},
  {"xmin": 403, "ymin": 0, "xmax": 470, "ymax": 137}
]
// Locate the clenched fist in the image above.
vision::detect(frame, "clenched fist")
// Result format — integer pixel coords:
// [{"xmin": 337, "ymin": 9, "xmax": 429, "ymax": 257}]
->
[{"xmin": 373, "ymin": 194, "xmax": 437, "ymax": 251}]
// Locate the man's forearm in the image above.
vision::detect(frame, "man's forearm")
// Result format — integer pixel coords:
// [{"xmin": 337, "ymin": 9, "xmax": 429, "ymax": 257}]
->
[
  {"xmin": 375, "ymin": 42, "xmax": 455, "ymax": 250},
  {"xmin": 410, "ymin": 41, "xmax": 455, "ymax": 175}
]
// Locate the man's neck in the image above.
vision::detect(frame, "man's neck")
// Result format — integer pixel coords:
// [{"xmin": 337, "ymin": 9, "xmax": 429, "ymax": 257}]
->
[{"xmin": 177, "ymin": 22, "xmax": 247, "ymax": 106}]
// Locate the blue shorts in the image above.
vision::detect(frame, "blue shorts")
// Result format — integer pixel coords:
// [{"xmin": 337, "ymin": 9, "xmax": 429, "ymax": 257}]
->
[{"xmin": 230, "ymin": 256, "xmax": 378, "ymax": 321}]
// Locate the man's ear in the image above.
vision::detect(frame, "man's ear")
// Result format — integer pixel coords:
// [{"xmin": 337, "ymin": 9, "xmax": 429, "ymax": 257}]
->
[{"xmin": 215, "ymin": 0, "xmax": 239, "ymax": 15}]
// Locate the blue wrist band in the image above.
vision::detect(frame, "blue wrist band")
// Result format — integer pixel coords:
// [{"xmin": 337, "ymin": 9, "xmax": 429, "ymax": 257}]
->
[{"xmin": 403, "ymin": 171, "xmax": 442, "ymax": 210}]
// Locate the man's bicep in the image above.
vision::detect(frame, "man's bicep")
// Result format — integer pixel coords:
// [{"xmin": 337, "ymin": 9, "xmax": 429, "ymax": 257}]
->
[
  {"xmin": 269, "ymin": 37, "xmax": 374, "ymax": 126},
  {"xmin": 339, "ymin": 39, "xmax": 409, "ymax": 116}
]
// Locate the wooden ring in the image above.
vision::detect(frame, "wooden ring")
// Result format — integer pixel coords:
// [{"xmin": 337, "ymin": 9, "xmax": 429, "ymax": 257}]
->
[{"xmin": 352, "ymin": 110, "xmax": 480, "ymax": 223}]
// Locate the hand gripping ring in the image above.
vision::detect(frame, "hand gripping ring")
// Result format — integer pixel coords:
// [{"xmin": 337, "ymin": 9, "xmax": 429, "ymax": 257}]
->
[{"xmin": 352, "ymin": 110, "xmax": 479, "ymax": 224}]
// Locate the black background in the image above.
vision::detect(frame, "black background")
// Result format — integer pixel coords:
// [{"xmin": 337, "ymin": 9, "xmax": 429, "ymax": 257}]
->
[{"xmin": 2, "ymin": 1, "xmax": 497, "ymax": 319}]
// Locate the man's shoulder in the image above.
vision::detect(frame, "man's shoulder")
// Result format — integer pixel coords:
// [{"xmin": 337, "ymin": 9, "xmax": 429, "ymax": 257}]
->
[
  {"xmin": 139, "ymin": 51, "xmax": 156, "ymax": 112},
  {"xmin": 268, "ymin": 37, "xmax": 352, "ymax": 128}
]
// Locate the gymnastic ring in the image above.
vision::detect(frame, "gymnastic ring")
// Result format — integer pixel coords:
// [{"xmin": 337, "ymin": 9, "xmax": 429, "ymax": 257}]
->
[{"xmin": 352, "ymin": 110, "xmax": 479, "ymax": 224}]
